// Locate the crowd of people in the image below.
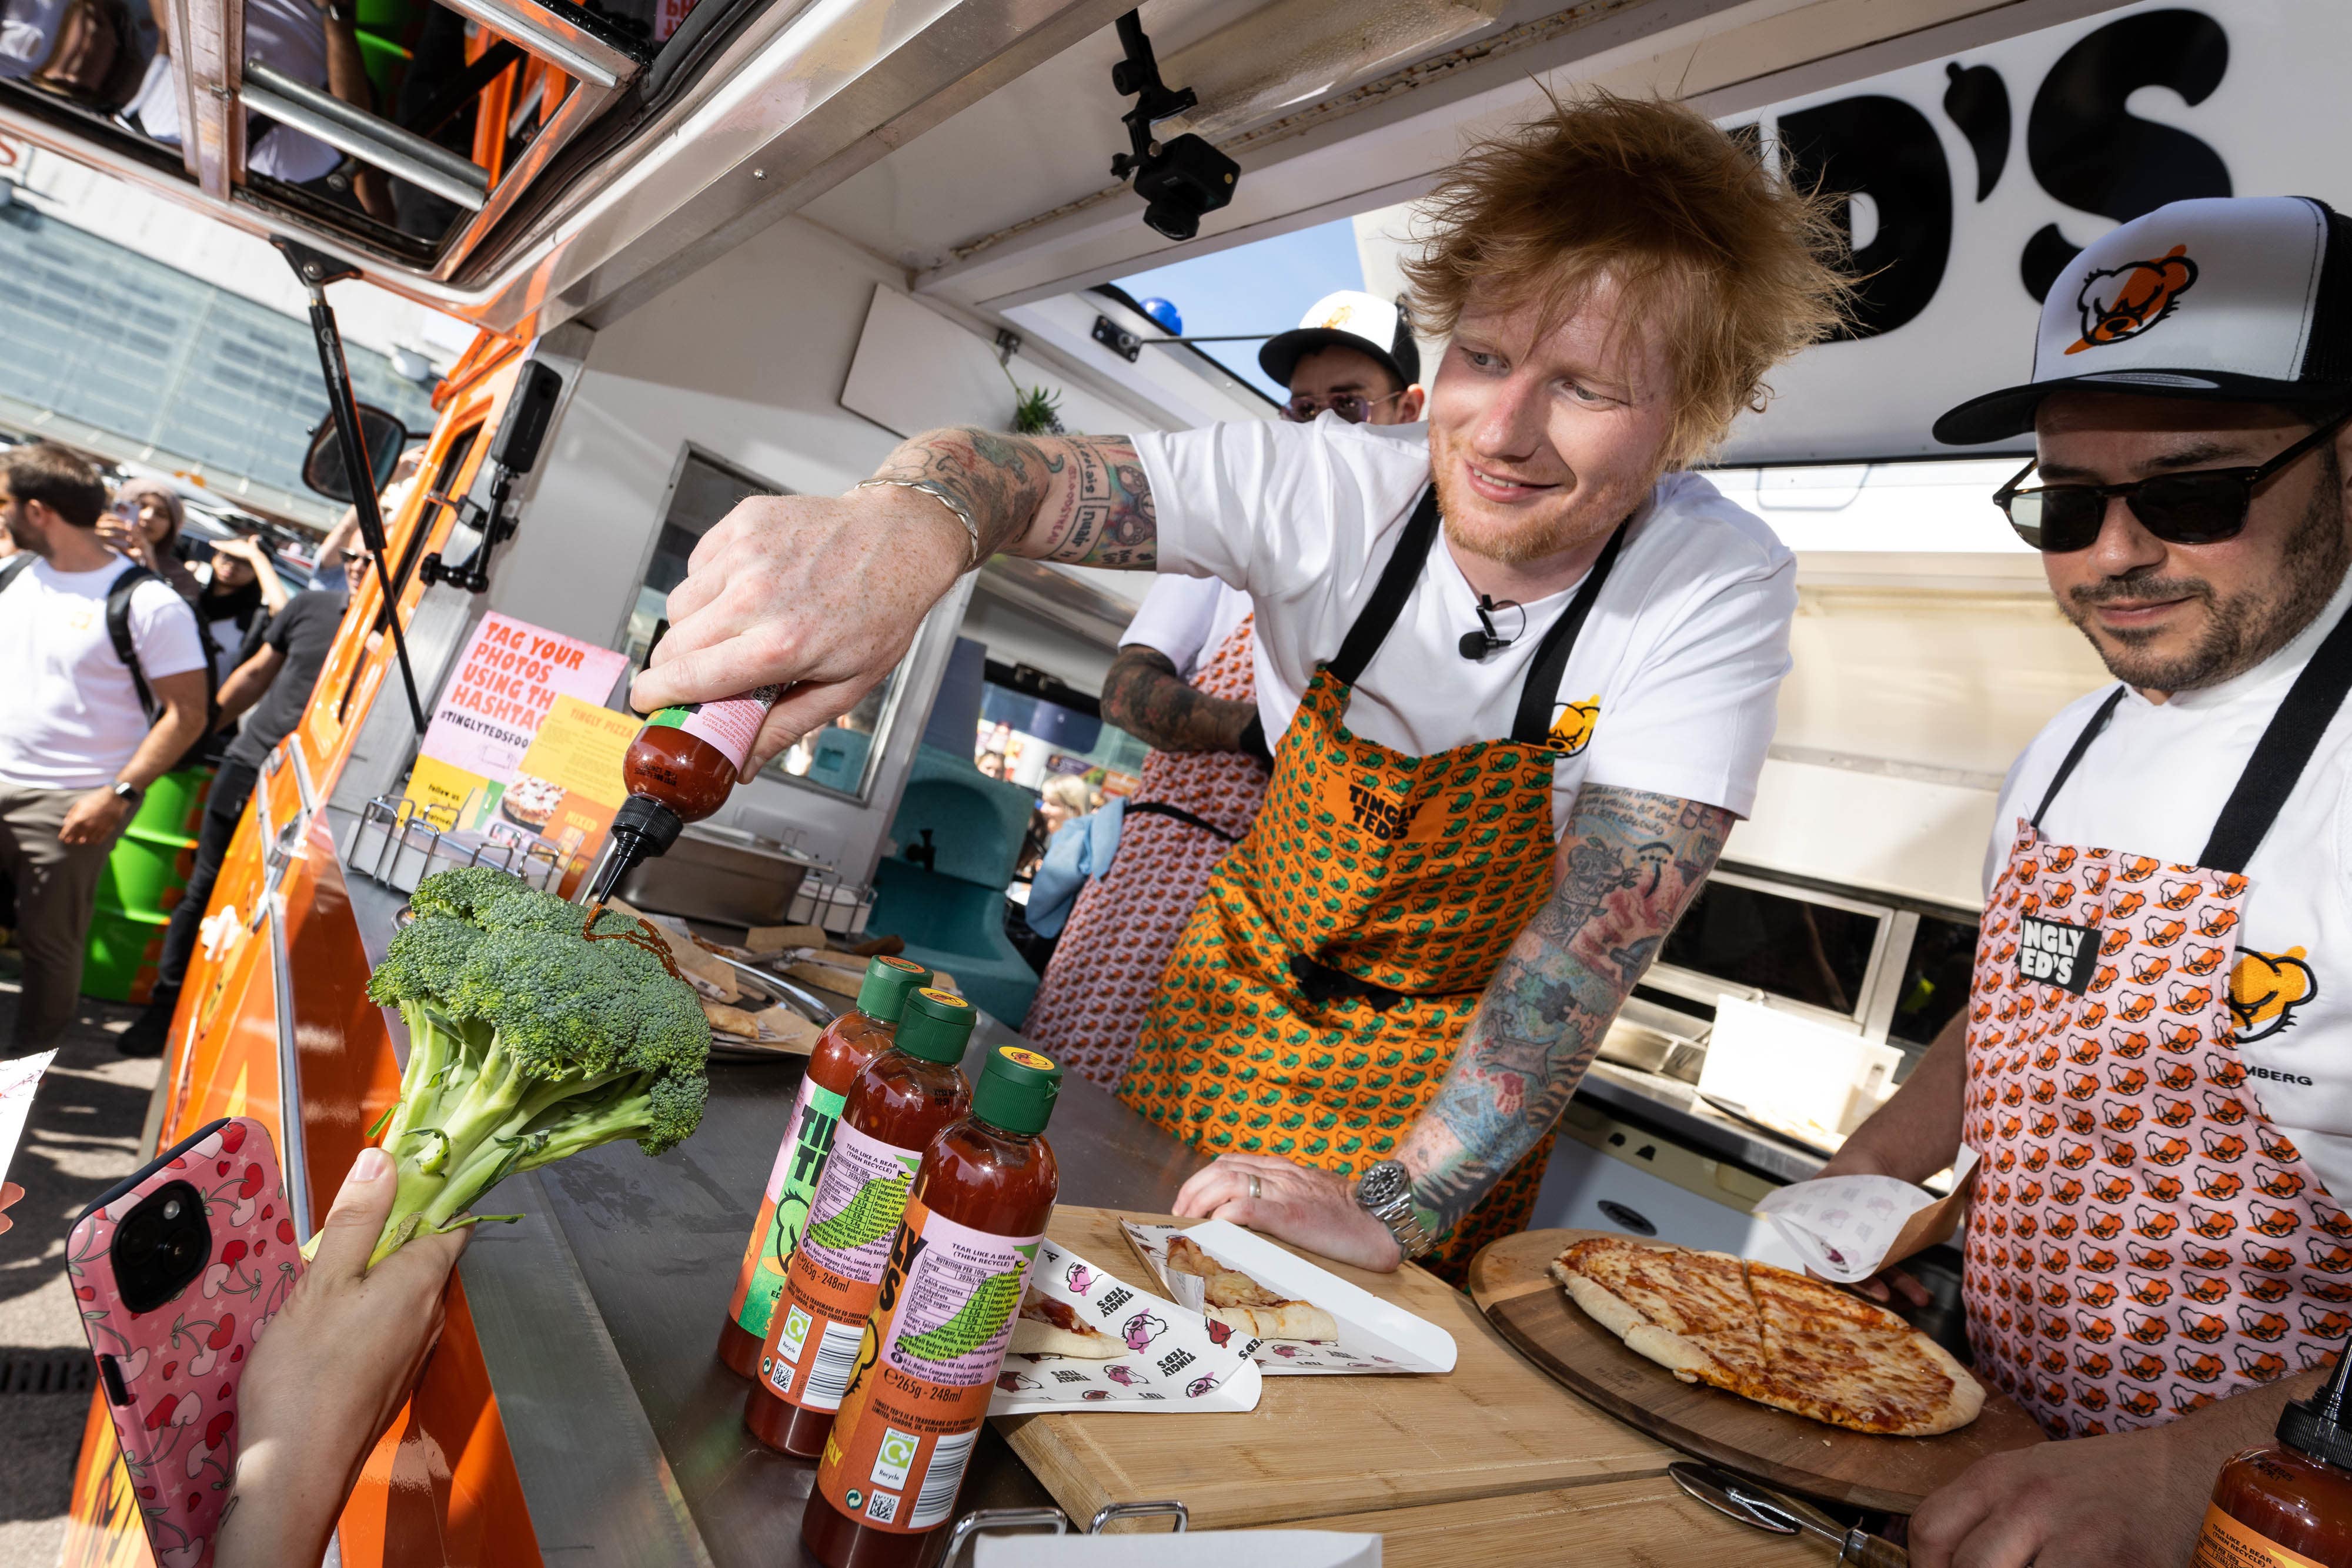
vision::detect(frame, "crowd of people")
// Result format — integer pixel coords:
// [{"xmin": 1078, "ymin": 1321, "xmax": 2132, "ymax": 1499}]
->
[{"xmin": 0, "ymin": 440, "xmax": 361, "ymax": 1055}]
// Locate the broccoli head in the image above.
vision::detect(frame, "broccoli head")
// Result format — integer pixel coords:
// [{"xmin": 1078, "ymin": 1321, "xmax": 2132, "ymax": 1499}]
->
[{"xmin": 355, "ymin": 867, "xmax": 711, "ymax": 1263}]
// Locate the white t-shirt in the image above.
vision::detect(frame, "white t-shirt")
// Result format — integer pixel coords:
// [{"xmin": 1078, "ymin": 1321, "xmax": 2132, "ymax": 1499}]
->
[
  {"xmin": 0, "ymin": 0, "xmax": 68, "ymax": 78},
  {"xmin": 1130, "ymin": 416, "xmax": 1798, "ymax": 825},
  {"xmin": 1984, "ymin": 571, "xmax": 2352, "ymax": 1199},
  {"xmin": 0, "ymin": 557, "xmax": 210, "ymax": 790},
  {"xmin": 1120, "ymin": 575, "xmax": 1258, "ymax": 690},
  {"xmin": 125, "ymin": 0, "xmax": 339, "ymax": 185}
]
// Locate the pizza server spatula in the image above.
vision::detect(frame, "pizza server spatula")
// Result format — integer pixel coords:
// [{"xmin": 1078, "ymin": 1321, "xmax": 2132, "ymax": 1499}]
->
[{"xmin": 1668, "ymin": 1460, "xmax": 1909, "ymax": 1567}]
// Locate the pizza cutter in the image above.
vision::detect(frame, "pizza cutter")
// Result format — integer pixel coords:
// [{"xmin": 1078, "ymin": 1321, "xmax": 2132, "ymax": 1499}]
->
[{"xmin": 1668, "ymin": 1461, "xmax": 1909, "ymax": 1567}]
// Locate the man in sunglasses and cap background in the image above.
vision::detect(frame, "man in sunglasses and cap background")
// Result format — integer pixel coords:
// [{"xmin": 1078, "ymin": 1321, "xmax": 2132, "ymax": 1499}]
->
[
  {"xmin": 1023, "ymin": 292, "xmax": 1425, "ymax": 1088},
  {"xmin": 1822, "ymin": 195, "xmax": 2352, "ymax": 1567}
]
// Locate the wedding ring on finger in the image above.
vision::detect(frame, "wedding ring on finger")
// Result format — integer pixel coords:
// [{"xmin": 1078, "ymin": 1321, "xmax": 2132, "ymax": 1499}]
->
[{"xmin": 1247, "ymin": 1174, "xmax": 1262, "ymax": 1201}]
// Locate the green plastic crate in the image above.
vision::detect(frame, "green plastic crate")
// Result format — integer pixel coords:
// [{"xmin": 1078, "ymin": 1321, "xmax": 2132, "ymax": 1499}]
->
[{"xmin": 81, "ymin": 765, "xmax": 210, "ymax": 1001}]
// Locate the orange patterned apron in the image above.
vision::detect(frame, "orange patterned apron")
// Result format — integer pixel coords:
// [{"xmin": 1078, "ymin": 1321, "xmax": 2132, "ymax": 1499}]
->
[
  {"xmin": 1121, "ymin": 489, "xmax": 1626, "ymax": 1278},
  {"xmin": 1965, "ymin": 609, "xmax": 2352, "ymax": 1437}
]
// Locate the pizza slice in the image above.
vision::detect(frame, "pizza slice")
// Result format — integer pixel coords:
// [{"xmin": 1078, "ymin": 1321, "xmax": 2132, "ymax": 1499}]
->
[
  {"xmin": 1550, "ymin": 1236, "xmax": 1768, "ymax": 1389},
  {"xmin": 1165, "ymin": 1234, "xmax": 1340, "ymax": 1343},
  {"xmin": 1742, "ymin": 1259, "xmax": 1984, "ymax": 1436},
  {"xmin": 1008, "ymin": 1289, "xmax": 1122, "ymax": 1359}
]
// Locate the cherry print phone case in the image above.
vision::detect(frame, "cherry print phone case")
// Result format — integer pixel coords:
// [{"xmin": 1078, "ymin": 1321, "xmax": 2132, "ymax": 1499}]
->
[{"xmin": 69, "ymin": 1116, "xmax": 303, "ymax": 1568}]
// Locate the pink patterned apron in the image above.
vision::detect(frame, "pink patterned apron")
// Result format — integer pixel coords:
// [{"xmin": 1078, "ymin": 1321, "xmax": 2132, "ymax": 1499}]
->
[
  {"xmin": 1023, "ymin": 617, "xmax": 1269, "ymax": 1088},
  {"xmin": 1963, "ymin": 617, "xmax": 2352, "ymax": 1438}
]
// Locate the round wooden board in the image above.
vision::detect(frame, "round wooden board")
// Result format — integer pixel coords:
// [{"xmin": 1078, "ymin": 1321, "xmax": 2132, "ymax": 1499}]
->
[{"xmin": 1469, "ymin": 1229, "xmax": 2046, "ymax": 1514}]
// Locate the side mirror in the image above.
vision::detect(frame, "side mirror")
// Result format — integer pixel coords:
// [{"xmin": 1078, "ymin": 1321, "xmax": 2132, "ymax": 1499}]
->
[
  {"xmin": 301, "ymin": 404, "xmax": 408, "ymax": 502},
  {"xmin": 490, "ymin": 361, "xmax": 563, "ymax": 477}
]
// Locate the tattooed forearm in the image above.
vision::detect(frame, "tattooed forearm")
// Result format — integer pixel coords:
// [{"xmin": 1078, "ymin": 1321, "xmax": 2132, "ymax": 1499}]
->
[
  {"xmin": 1394, "ymin": 785, "xmax": 1733, "ymax": 1236},
  {"xmin": 870, "ymin": 429, "xmax": 1157, "ymax": 568},
  {"xmin": 1101, "ymin": 647, "xmax": 1254, "ymax": 753}
]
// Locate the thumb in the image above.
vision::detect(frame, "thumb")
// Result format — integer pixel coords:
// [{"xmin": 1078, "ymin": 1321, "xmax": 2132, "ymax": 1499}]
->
[{"xmin": 310, "ymin": 1145, "xmax": 398, "ymax": 1282}]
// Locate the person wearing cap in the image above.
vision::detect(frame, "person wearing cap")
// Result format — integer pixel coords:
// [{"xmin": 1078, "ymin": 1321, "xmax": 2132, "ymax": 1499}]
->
[
  {"xmin": 634, "ymin": 92, "xmax": 1852, "ymax": 1279},
  {"xmin": 1819, "ymin": 196, "xmax": 2352, "ymax": 1567},
  {"xmin": 1023, "ymin": 294, "xmax": 1425, "ymax": 1090}
]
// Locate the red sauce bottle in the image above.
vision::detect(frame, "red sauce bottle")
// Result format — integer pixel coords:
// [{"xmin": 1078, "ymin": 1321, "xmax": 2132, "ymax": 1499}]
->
[
  {"xmin": 716, "ymin": 955, "xmax": 931, "ymax": 1379},
  {"xmin": 745, "ymin": 988, "xmax": 975, "ymax": 1457},
  {"xmin": 802, "ymin": 1044, "xmax": 1063, "ymax": 1568},
  {"xmin": 2195, "ymin": 1349, "xmax": 2352, "ymax": 1566},
  {"xmin": 584, "ymin": 687, "xmax": 780, "ymax": 904}
]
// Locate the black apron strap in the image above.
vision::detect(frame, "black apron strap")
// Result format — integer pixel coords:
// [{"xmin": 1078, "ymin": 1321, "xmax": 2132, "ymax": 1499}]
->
[
  {"xmin": 1327, "ymin": 486, "xmax": 1440, "ymax": 687},
  {"xmin": 2199, "ymin": 600, "xmax": 2352, "ymax": 872},
  {"xmin": 2029, "ymin": 686, "xmax": 2127, "ymax": 831},
  {"xmin": 1509, "ymin": 519, "xmax": 1631, "ymax": 745},
  {"xmin": 1124, "ymin": 799, "xmax": 1242, "ymax": 844}
]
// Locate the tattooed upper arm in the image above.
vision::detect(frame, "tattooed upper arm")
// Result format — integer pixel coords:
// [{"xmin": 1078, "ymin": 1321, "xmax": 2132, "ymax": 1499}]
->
[
  {"xmin": 1394, "ymin": 784, "xmax": 1734, "ymax": 1235},
  {"xmin": 872, "ymin": 429, "xmax": 1156, "ymax": 569},
  {"xmin": 1101, "ymin": 645, "xmax": 1253, "ymax": 753}
]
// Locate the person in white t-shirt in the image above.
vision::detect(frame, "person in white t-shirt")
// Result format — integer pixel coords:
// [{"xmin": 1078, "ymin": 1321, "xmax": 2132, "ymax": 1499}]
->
[
  {"xmin": 632, "ymin": 93, "xmax": 1852, "ymax": 1277},
  {"xmin": 0, "ymin": 443, "xmax": 208, "ymax": 1048},
  {"xmin": 1820, "ymin": 198, "xmax": 2352, "ymax": 1568}
]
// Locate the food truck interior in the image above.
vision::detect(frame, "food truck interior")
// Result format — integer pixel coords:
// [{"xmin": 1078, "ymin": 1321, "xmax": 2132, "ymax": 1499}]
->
[{"xmin": 7, "ymin": 0, "xmax": 2320, "ymax": 1559}]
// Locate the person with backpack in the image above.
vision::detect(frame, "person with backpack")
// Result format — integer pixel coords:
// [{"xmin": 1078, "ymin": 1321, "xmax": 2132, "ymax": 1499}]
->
[{"xmin": 0, "ymin": 443, "xmax": 208, "ymax": 1049}]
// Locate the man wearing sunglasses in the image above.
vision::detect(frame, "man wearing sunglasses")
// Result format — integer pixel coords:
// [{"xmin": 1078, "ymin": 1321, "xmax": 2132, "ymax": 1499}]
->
[
  {"xmin": 1259, "ymin": 290, "xmax": 1428, "ymax": 429},
  {"xmin": 1820, "ymin": 196, "xmax": 2352, "ymax": 1568}
]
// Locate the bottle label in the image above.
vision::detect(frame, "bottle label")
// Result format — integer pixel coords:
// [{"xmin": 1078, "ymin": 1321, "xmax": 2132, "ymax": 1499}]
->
[
  {"xmin": 644, "ymin": 685, "xmax": 780, "ymax": 774},
  {"xmin": 760, "ymin": 1122, "xmax": 923, "ymax": 1412},
  {"xmin": 814, "ymin": 1199, "xmax": 1043, "ymax": 1534},
  {"xmin": 2193, "ymin": 1502, "xmax": 2333, "ymax": 1567},
  {"xmin": 726, "ymin": 1075, "xmax": 847, "ymax": 1339}
]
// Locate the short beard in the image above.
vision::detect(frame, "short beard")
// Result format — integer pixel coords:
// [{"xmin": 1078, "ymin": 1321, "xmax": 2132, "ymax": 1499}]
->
[
  {"xmin": 1429, "ymin": 429, "xmax": 1625, "ymax": 568},
  {"xmin": 2064, "ymin": 452, "xmax": 2351, "ymax": 692}
]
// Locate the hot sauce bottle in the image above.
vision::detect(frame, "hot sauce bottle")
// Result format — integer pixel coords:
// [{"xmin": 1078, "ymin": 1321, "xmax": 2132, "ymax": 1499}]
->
[
  {"xmin": 746, "ymin": 988, "xmax": 975, "ymax": 1457},
  {"xmin": 716, "ymin": 955, "xmax": 933, "ymax": 1379},
  {"xmin": 803, "ymin": 1044, "xmax": 1063, "ymax": 1568},
  {"xmin": 2195, "ymin": 1348, "xmax": 2352, "ymax": 1567},
  {"xmin": 584, "ymin": 686, "xmax": 782, "ymax": 904}
]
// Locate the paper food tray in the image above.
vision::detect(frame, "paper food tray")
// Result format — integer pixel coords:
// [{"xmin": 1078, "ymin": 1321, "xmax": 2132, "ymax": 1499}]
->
[
  {"xmin": 987, "ymin": 1239, "xmax": 1262, "ymax": 1416},
  {"xmin": 1753, "ymin": 1145, "xmax": 1982, "ymax": 1283},
  {"xmin": 1121, "ymin": 1221, "xmax": 1456, "ymax": 1376}
]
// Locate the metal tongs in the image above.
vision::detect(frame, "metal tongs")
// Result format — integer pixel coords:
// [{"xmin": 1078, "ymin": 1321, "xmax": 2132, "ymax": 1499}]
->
[{"xmin": 1669, "ymin": 1461, "xmax": 1908, "ymax": 1566}]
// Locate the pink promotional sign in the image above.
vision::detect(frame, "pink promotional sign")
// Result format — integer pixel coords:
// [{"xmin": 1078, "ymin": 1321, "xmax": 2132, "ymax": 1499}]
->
[{"xmin": 403, "ymin": 614, "xmax": 629, "ymax": 830}]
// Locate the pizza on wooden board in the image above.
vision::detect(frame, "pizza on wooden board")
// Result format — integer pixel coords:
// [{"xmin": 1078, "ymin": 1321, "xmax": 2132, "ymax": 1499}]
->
[
  {"xmin": 1010, "ymin": 1290, "xmax": 1122, "ymax": 1359},
  {"xmin": 1165, "ymin": 1235, "xmax": 1340, "ymax": 1343},
  {"xmin": 1552, "ymin": 1236, "xmax": 1983, "ymax": 1437}
]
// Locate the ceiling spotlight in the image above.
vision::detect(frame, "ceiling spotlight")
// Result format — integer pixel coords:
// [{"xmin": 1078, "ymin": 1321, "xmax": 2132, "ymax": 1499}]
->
[{"xmin": 1106, "ymin": 11, "xmax": 1238, "ymax": 243}]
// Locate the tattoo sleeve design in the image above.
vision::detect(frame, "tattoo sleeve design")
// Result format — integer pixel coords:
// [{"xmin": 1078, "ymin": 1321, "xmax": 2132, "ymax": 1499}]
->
[
  {"xmin": 1100, "ymin": 647, "xmax": 1254, "ymax": 753},
  {"xmin": 1395, "ymin": 786, "xmax": 1733, "ymax": 1237},
  {"xmin": 870, "ymin": 429, "xmax": 1157, "ymax": 568}
]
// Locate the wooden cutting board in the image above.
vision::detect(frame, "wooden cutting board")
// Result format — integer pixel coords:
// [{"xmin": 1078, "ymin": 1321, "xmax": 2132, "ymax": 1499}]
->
[
  {"xmin": 1469, "ymin": 1229, "xmax": 2046, "ymax": 1514},
  {"xmin": 997, "ymin": 1208, "xmax": 1681, "ymax": 1532},
  {"xmin": 1278, "ymin": 1474, "xmax": 1820, "ymax": 1567}
]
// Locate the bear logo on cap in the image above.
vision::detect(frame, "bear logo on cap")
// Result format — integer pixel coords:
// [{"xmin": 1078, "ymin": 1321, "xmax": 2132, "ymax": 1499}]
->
[{"xmin": 2067, "ymin": 245, "xmax": 2200, "ymax": 355}]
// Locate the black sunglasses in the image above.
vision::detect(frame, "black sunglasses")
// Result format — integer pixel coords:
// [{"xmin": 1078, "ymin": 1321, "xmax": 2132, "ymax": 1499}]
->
[
  {"xmin": 1281, "ymin": 389, "xmax": 1405, "ymax": 424},
  {"xmin": 1994, "ymin": 406, "xmax": 2352, "ymax": 552}
]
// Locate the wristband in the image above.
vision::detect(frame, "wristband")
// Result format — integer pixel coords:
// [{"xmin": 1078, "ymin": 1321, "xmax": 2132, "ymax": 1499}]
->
[{"xmin": 857, "ymin": 478, "xmax": 981, "ymax": 570}]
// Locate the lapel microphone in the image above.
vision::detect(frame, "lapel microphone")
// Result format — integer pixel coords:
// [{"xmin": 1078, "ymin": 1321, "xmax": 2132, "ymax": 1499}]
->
[{"xmin": 1458, "ymin": 594, "xmax": 1521, "ymax": 660}]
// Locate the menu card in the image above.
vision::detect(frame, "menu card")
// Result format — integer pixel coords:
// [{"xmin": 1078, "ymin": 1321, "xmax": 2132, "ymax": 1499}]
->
[{"xmin": 403, "ymin": 614, "xmax": 628, "ymax": 837}]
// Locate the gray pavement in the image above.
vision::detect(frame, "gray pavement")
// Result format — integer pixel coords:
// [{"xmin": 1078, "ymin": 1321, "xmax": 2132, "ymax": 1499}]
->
[{"xmin": 0, "ymin": 954, "xmax": 160, "ymax": 1568}]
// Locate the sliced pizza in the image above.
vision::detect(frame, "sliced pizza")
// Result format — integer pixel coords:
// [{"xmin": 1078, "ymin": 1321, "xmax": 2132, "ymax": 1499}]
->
[
  {"xmin": 1008, "ymin": 1290, "xmax": 1122, "ymax": 1359},
  {"xmin": 1551, "ymin": 1238, "xmax": 1983, "ymax": 1438},
  {"xmin": 1165, "ymin": 1234, "xmax": 1339, "ymax": 1343}
]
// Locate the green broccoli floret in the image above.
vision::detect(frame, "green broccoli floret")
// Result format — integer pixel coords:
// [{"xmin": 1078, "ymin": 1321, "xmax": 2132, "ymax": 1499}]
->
[{"xmin": 350, "ymin": 868, "xmax": 711, "ymax": 1263}]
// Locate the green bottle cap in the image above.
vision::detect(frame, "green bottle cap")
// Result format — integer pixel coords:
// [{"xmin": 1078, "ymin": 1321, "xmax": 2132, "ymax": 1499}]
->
[
  {"xmin": 971, "ymin": 1044, "xmax": 1061, "ymax": 1136},
  {"xmin": 856, "ymin": 955, "xmax": 932, "ymax": 1022},
  {"xmin": 894, "ymin": 987, "xmax": 976, "ymax": 1065}
]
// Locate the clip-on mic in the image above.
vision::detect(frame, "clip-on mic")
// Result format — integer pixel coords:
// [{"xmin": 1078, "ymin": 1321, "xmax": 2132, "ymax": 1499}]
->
[{"xmin": 1458, "ymin": 594, "xmax": 1521, "ymax": 660}]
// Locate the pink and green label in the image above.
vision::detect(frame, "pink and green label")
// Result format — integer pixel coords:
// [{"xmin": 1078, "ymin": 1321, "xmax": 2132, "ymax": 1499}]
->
[
  {"xmin": 646, "ymin": 684, "xmax": 779, "ymax": 774},
  {"xmin": 794, "ymin": 1122, "xmax": 921, "ymax": 1286},
  {"xmin": 726, "ymin": 1075, "xmax": 847, "ymax": 1338},
  {"xmin": 876, "ymin": 1210, "xmax": 1041, "ymax": 1386}
]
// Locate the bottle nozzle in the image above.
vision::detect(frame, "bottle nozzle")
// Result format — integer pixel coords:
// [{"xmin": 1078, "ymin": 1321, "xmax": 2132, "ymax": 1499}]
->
[{"xmin": 580, "ymin": 795, "xmax": 685, "ymax": 906}]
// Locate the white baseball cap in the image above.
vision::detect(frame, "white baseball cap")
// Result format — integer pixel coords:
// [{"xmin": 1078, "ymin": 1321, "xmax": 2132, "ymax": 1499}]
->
[
  {"xmin": 1258, "ymin": 290, "xmax": 1421, "ymax": 390},
  {"xmin": 1936, "ymin": 196, "xmax": 2352, "ymax": 445}
]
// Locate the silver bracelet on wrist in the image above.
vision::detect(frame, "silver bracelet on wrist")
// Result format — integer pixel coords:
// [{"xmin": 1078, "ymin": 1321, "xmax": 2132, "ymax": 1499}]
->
[{"xmin": 856, "ymin": 478, "xmax": 981, "ymax": 570}]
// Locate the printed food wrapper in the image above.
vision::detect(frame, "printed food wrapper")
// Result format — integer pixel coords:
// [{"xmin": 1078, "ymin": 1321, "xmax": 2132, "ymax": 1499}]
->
[
  {"xmin": 1753, "ymin": 1145, "xmax": 1981, "ymax": 1283},
  {"xmin": 0, "ymin": 1051, "xmax": 55, "ymax": 1188},
  {"xmin": 1121, "ymin": 1221, "xmax": 1456, "ymax": 1376},
  {"xmin": 985, "ymin": 1240, "xmax": 1262, "ymax": 1416}
]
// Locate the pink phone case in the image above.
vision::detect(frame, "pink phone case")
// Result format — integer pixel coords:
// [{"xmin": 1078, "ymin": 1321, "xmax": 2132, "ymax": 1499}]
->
[{"xmin": 69, "ymin": 1116, "xmax": 304, "ymax": 1568}]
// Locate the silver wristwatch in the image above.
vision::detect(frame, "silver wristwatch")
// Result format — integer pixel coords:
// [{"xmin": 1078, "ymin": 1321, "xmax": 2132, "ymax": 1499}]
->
[{"xmin": 1354, "ymin": 1160, "xmax": 1436, "ymax": 1261}]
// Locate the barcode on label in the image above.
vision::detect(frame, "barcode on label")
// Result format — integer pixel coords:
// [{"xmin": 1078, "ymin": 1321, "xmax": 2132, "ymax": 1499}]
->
[
  {"xmin": 800, "ymin": 1319, "xmax": 866, "ymax": 1410},
  {"xmin": 910, "ymin": 1428, "xmax": 977, "ymax": 1529}
]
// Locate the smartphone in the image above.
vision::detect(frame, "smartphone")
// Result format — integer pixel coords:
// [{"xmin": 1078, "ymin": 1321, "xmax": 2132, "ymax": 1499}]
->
[{"xmin": 69, "ymin": 1116, "xmax": 303, "ymax": 1568}]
